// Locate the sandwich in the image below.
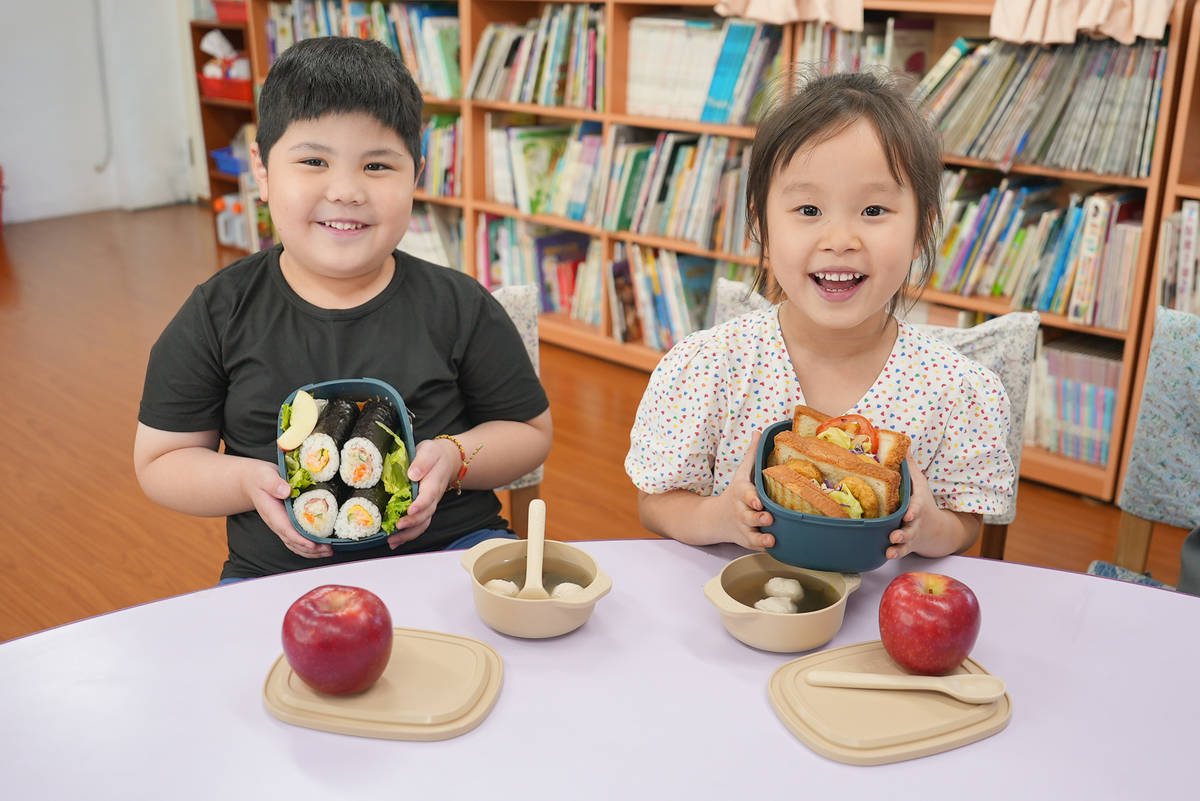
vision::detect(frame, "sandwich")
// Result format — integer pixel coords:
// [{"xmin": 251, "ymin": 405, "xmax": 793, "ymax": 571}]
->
[{"xmin": 762, "ymin": 406, "xmax": 910, "ymax": 519}]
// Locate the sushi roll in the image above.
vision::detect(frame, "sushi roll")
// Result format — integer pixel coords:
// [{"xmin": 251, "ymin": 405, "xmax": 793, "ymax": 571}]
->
[
  {"xmin": 298, "ymin": 398, "xmax": 358, "ymax": 482},
  {"xmin": 292, "ymin": 481, "xmax": 343, "ymax": 539},
  {"xmin": 333, "ymin": 484, "xmax": 389, "ymax": 540},
  {"xmin": 339, "ymin": 399, "xmax": 398, "ymax": 489}
]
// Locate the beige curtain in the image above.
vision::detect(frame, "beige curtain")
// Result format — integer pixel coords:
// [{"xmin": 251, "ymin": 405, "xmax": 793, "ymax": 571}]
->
[
  {"xmin": 714, "ymin": 0, "xmax": 864, "ymax": 32},
  {"xmin": 990, "ymin": 0, "xmax": 1174, "ymax": 45}
]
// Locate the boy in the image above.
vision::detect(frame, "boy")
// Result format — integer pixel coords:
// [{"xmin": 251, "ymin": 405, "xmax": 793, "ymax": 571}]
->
[{"xmin": 134, "ymin": 37, "xmax": 552, "ymax": 581}]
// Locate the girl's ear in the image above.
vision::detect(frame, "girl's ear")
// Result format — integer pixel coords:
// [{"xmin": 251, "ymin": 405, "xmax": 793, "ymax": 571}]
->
[{"xmin": 250, "ymin": 142, "xmax": 269, "ymax": 202}]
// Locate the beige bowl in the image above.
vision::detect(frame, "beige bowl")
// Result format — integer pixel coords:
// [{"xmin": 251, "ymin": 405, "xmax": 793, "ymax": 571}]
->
[
  {"xmin": 704, "ymin": 552, "xmax": 862, "ymax": 653},
  {"xmin": 461, "ymin": 538, "xmax": 612, "ymax": 638}
]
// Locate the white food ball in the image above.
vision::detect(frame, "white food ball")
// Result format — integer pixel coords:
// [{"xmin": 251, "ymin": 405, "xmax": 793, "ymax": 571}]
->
[
  {"xmin": 551, "ymin": 582, "xmax": 584, "ymax": 598},
  {"xmin": 754, "ymin": 595, "xmax": 797, "ymax": 614},
  {"xmin": 484, "ymin": 579, "xmax": 519, "ymax": 597},
  {"xmin": 764, "ymin": 577, "xmax": 805, "ymax": 601}
]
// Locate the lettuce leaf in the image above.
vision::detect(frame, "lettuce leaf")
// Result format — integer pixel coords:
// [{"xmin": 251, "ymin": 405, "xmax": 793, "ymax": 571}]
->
[
  {"xmin": 381, "ymin": 486, "xmax": 414, "ymax": 533},
  {"xmin": 283, "ymin": 450, "xmax": 314, "ymax": 498},
  {"xmin": 280, "ymin": 402, "xmax": 293, "ymax": 431}
]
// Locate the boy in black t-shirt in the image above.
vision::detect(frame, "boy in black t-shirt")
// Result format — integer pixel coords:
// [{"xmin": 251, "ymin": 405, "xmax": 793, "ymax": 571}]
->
[{"xmin": 134, "ymin": 38, "xmax": 551, "ymax": 581}]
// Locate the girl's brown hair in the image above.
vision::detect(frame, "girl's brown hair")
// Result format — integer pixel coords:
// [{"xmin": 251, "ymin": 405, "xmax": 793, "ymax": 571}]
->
[{"xmin": 745, "ymin": 70, "xmax": 943, "ymax": 315}]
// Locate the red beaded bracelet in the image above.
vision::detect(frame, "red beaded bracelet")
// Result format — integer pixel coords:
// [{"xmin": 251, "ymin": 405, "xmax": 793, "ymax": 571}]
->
[{"xmin": 434, "ymin": 434, "xmax": 483, "ymax": 494}]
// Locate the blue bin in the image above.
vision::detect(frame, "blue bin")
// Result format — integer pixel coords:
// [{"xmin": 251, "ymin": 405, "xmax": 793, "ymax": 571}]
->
[
  {"xmin": 211, "ymin": 146, "xmax": 247, "ymax": 175},
  {"xmin": 277, "ymin": 378, "xmax": 418, "ymax": 551},
  {"xmin": 755, "ymin": 419, "xmax": 911, "ymax": 573}
]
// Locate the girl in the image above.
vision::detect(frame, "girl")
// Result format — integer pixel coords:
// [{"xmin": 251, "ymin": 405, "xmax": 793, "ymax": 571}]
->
[{"xmin": 625, "ymin": 71, "xmax": 1014, "ymax": 559}]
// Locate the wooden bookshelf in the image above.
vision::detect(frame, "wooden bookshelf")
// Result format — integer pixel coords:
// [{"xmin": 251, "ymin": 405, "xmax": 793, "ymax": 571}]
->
[
  {"xmin": 1118, "ymin": 0, "xmax": 1200, "ymax": 499},
  {"xmin": 229, "ymin": 1, "xmax": 1190, "ymax": 501}
]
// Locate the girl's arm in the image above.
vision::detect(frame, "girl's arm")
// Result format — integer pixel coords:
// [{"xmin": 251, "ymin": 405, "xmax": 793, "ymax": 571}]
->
[
  {"xmin": 132, "ymin": 423, "xmax": 331, "ymax": 558},
  {"xmin": 636, "ymin": 434, "xmax": 775, "ymax": 551},
  {"xmin": 886, "ymin": 462, "xmax": 980, "ymax": 559}
]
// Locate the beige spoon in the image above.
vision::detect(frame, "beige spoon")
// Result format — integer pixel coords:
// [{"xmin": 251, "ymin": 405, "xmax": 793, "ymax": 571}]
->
[
  {"xmin": 517, "ymin": 499, "xmax": 549, "ymax": 599},
  {"xmin": 805, "ymin": 670, "xmax": 1006, "ymax": 704}
]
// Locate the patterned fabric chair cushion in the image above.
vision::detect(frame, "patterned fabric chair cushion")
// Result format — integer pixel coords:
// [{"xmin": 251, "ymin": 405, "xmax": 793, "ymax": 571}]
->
[
  {"xmin": 904, "ymin": 312, "xmax": 1040, "ymax": 526},
  {"xmin": 1117, "ymin": 308, "xmax": 1200, "ymax": 529},
  {"xmin": 708, "ymin": 276, "xmax": 771, "ymax": 328},
  {"xmin": 491, "ymin": 285, "xmax": 543, "ymax": 490}
]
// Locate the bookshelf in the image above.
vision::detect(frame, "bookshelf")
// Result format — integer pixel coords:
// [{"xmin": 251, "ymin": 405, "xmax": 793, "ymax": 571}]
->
[
  {"xmin": 190, "ymin": 14, "xmax": 260, "ymax": 257},
  {"xmin": 225, "ymin": 0, "xmax": 1188, "ymax": 502},
  {"xmin": 1118, "ymin": 0, "xmax": 1199, "ymax": 496}
]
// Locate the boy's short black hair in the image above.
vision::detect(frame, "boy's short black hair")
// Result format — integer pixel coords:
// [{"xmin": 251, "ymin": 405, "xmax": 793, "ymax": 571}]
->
[
  {"xmin": 255, "ymin": 37, "xmax": 423, "ymax": 169},
  {"xmin": 746, "ymin": 70, "xmax": 943, "ymax": 314}
]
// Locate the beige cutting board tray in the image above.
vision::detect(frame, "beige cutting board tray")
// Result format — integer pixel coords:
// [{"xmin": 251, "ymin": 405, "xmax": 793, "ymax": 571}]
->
[
  {"xmin": 263, "ymin": 627, "xmax": 502, "ymax": 741},
  {"xmin": 769, "ymin": 640, "xmax": 1011, "ymax": 765}
]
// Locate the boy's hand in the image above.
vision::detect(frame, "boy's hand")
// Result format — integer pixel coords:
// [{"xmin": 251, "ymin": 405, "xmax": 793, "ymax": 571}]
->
[
  {"xmin": 244, "ymin": 461, "xmax": 333, "ymax": 559},
  {"xmin": 386, "ymin": 437, "xmax": 460, "ymax": 548},
  {"xmin": 726, "ymin": 431, "xmax": 775, "ymax": 551}
]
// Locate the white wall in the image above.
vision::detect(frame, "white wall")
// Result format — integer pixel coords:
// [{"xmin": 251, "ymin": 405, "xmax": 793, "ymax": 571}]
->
[{"xmin": 0, "ymin": 0, "xmax": 196, "ymax": 224}]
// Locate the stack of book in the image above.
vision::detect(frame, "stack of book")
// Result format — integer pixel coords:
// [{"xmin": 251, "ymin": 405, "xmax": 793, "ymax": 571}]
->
[
  {"xmin": 419, "ymin": 113, "xmax": 461, "ymax": 197},
  {"xmin": 266, "ymin": 2, "xmax": 461, "ymax": 98},
  {"xmin": 935, "ymin": 169, "xmax": 1143, "ymax": 329},
  {"xmin": 793, "ymin": 16, "xmax": 933, "ymax": 82},
  {"xmin": 467, "ymin": 4, "xmax": 605, "ymax": 110},
  {"xmin": 915, "ymin": 35, "xmax": 1167, "ymax": 177},
  {"xmin": 1030, "ymin": 334, "xmax": 1123, "ymax": 466},
  {"xmin": 485, "ymin": 121, "xmax": 573, "ymax": 216},
  {"xmin": 1156, "ymin": 199, "xmax": 1200, "ymax": 315},
  {"xmin": 474, "ymin": 215, "xmax": 603, "ymax": 320},
  {"xmin": 595, "ymin": 126, "xmax": 756, "ymax": 256},
  {"xmin": 400, "ymin": 203, "xmax": 462, "ymax": 270},
  {"xmin": 625, "ymin": 13, "xmax": 781, "ymax": 125}
]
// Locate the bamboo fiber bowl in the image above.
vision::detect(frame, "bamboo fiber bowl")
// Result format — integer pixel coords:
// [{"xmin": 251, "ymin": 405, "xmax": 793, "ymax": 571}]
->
[
  {"xmin": 704, "ymin": 553, "xmax": 862, "ymax": 653},
  {"xmin": 460, "ymin": 538, "xmax": 613, "ymax": 638}
]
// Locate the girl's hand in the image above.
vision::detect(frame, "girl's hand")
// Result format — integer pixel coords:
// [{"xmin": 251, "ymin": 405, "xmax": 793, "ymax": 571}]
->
[
  {"xmin": 245, "ymin": 461, "xmax": 333, "ymax": 559},
  {"xmin": 886, "ymin": 459, "xmax": 975, "ymax": 559},
  {"xmin": 387, "ymin": 436, "xmax": 460, "ymax": 548},
  {"xmin": 727, "ymin": 431, "xmax": 776, "ymax": 551}
]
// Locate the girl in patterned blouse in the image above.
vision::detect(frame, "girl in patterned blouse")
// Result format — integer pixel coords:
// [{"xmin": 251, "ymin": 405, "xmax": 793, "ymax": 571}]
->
[{"xmin": 625, "ymin": 71, "xmax": 1014, "ymax": 558}]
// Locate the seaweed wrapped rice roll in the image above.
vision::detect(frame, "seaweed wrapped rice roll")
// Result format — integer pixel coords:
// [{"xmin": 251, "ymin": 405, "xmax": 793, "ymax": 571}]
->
[
  {"xmin": 298, "ymin": 398, "xmax": 358, "ymax": 483},
  {"xmin": 293, "ymin": 481, "xmax": 343, "ymax": 538},
  {"xmin": 339, "ymin": 399, "xmax": 398, "ymax": 489},
  {"xmin": 333, "ymin": 484, "xmax": 389, "ymax": 540}
]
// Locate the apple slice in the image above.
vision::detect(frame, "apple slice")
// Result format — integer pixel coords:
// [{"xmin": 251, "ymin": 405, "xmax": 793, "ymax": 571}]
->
[{"xmin": 277, "ymin": 390, "xmax": 319, "ymax": 451}]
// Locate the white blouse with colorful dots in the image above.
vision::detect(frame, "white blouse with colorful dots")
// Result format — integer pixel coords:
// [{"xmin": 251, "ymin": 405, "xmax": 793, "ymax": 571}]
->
[{"xmin": 625, "ymin": 306, "xmax": 1014, "ymax": 516}]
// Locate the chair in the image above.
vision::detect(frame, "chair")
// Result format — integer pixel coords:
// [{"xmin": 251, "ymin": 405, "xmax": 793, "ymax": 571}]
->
[
  {"xmin": 490, "ymin": 284, "xmax": 544, "ymax": 538},
  {"xmin": 909, "ymin": 312, "xmax": 1040, "ymax": 561},
  {"xmin": 1113, "ymin": 307, "xmax": 1200, "ymax": 572},
  {"xmin": 707, "ymin": 276, "xmax": 772, "ymax": 327}
]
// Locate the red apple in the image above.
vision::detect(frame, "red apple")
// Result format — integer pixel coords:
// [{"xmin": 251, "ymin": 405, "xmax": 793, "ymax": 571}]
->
[
  {"xmin": 281, "ymin": 585, "xmax": 393, "ymax": 695},
  {"xmin": 878, "ymin": 572, "xmax": 981, "ymax": 676}
]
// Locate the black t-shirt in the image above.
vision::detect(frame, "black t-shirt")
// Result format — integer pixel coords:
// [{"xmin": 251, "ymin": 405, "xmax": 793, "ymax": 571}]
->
[{"xmin": 139, "ymin": 245, "xmax": 548, "ymax": 579}]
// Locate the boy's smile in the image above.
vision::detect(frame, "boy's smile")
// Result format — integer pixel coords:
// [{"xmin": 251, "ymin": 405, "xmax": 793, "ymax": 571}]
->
[{"xmin": 250, "ymin": 112, "xmax": 422, "ymax": 306}]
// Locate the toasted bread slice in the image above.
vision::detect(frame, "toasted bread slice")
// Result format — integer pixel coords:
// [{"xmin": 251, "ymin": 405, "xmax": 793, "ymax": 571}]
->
[
  {"xmin": 791, "ymin": 404, "xmax": 911, "ymax": 472},
  {"xmin": 762, "ymin": 465, "xmax": 849, "ymax": 518},
  {"xmin": 772, "ymin": 431, "xmax": 901, "ymax": 516}
]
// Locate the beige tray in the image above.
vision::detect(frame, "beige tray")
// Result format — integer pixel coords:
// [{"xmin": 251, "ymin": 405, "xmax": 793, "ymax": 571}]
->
[
  {"xmin": 263, "ymin": 627, "xmax": 503, "ymax": 741},
  {"xmin": 768, "ymin": 640, "xmax": 1011, "ymax": 765}
]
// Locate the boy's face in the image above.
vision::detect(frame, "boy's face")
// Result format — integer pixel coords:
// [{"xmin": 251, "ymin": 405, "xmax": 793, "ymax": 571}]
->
[{"xmin": 250, "ymin": 112, "xmax": 422, "ymax": 285}]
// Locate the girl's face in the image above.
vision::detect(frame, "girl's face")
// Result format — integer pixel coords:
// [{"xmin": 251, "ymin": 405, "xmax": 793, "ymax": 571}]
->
[
  {"xmin": 250, "ymin": 112, "xmax": 421, "ymax": 287},
  {"xmin": 764, "ymin": 118, "xmax": 921, "ymax": 335}
]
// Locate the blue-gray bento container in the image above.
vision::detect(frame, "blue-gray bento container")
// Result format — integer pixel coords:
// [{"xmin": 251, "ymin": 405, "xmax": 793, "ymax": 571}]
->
[
  {"xmin": 755, "ymin": 419, "xmax": 911, "ymax": 573},
  {"xmin": 276, "ymin": 377, "xmax": 418, "ymax": 551}
]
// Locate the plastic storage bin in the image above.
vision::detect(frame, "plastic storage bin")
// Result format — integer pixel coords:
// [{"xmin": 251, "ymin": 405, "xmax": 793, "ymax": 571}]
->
[
  {"xmin": 212, "ymin": 1, "xmax": 247, "ymax": 23},
  {"xmin": 210, "ymin": 146, "xmax": 247, "ymax": 175},
  {"xmin": 197, "ymin": 75, "xmax": 252, "ymax": 103}
]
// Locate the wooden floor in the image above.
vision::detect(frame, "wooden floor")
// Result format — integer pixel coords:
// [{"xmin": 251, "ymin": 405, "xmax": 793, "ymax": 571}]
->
[{"xmin": 0, "ymin": 205, "xmax": 1188, "ymax": 642}]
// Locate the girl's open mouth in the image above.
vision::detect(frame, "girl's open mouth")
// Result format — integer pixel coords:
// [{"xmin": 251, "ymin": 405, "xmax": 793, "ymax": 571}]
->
[{"xmin": 810, "ymin": 271, "xmax": 866, "ymax": 293}]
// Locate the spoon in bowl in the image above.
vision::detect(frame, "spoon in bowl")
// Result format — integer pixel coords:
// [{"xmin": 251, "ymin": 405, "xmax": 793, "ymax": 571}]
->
[
  {"xmin": 805, "ymin": 670, "xmax": 1006, "ymax": 704},
  {"xmin": 516, "ymin": 499, "xmax": 549, "ymax": 599}
]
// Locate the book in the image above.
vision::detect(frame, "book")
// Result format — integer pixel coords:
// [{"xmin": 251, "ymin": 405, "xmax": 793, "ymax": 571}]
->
[
  {"xmin": 533, "ymin": 230, "xmax": 591, "ymax": 312},
  {"xmin": 700, "ymin": 19, "xmax": 760, "ymax": 124},
  {"xmin": 506, "ymin": 125, "xmax": 571, "ymax": 214}
]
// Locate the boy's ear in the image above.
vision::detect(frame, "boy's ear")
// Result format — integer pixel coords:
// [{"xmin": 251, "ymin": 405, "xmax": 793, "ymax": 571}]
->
[
  {"xmin": 250, "ymin": 142, "xmax": 269, "ymax": 202},
  {"xmin": 413, "ymin": 155, "xmax": 425, "ymax": 187}
]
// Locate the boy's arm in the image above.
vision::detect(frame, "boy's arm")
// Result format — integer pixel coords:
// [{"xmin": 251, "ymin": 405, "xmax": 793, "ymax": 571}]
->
[{"xmin": 132, "ymin": 423, "xmax": 331, "ymax": 558}]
